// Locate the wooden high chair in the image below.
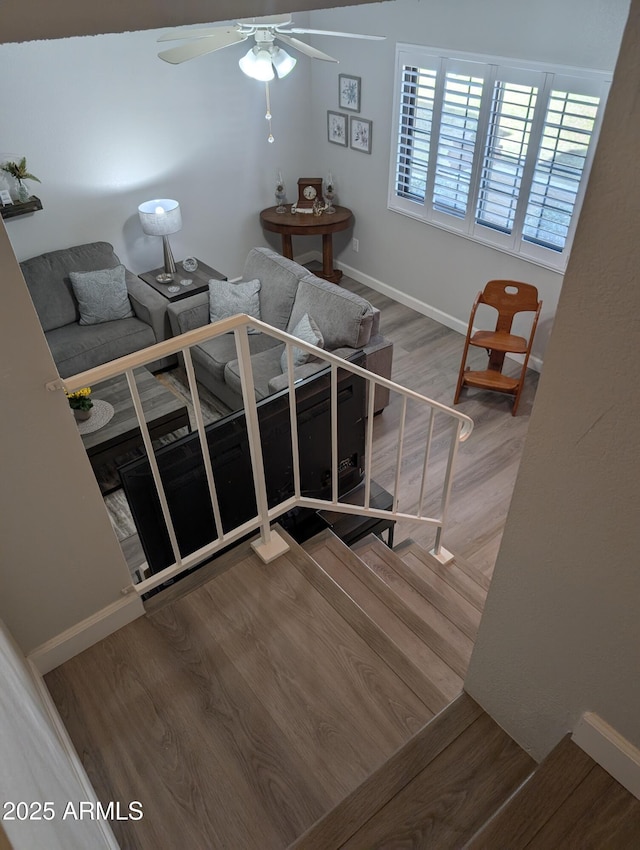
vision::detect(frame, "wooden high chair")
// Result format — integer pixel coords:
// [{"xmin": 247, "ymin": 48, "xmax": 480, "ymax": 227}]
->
[{"xmin": 454, "ymin": 280, "xmax": 542, "ymax": 416}]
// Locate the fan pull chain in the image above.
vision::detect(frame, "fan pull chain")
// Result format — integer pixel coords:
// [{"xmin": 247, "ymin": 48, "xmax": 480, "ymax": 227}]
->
[{"xmin": 265, "ymin": 82, "xmax": 274, "ymax": 143}]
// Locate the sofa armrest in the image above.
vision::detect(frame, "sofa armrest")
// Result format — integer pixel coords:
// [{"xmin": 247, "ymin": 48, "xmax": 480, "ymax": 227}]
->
[
  {"xmin": 166, "ymin": 292, "xmax": 210, "ymax": 336},
  {"xmin": 126, "ymin": 272, "xmax": 171, "ymax": 344}
]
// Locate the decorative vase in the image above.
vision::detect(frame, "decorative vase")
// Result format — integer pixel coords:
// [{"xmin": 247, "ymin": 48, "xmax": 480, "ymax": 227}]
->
[
  {"xmin": 73, "ymin": 407, "xmax": 92, "ymax": 422},
  {"xmin": 324, "ymin": 172, "xmax": 336, "ymax": 214},
  {"xmin": 17, "ymin": 182, "xmax": 30, "ymax": 203},
  {"xmin": 275, "ymin": 170, "xmax": 287, "ymax": 214}
]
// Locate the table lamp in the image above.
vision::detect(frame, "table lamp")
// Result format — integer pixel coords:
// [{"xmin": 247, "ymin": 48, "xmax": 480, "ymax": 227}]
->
[{"xmin": 138, "ymin": 199, "xmax": 182, "ymax": 284}]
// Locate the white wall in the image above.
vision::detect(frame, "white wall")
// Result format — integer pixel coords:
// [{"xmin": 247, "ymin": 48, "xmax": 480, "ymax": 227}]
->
[
  {"xmin": 0, "ymin": 24, "xmax": 314, "ymax": 277},
  {"xmin": 0, "ymin": 620, "xmax": 117, "ymax": 849},
  {"xmin": 465, "ymin": 0, "xmax": 640, "ymax": 760},
  {"xmin": 0, "ymin": 223, "xmax": 139, "ymax": 654},
  {"xmin": 307, "ymin": 0, "xmax": 629, "ymax": 361}
]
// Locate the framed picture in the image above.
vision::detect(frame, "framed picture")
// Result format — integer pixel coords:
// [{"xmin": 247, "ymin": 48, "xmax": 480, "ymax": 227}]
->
[
  {"xmin": 0, "ymin": 189, "xmax": 13, "ymax": 206},
  {"xmin": 327, "ymin": 110, "xmax": 348, "ymax": 146},
  {"xmin": 338, "ymin": 74, "xmax": 361, "ymax": 112},
  {"xmin": 350, "ymin": 117, "xmax": 372, "ymax": 154}
]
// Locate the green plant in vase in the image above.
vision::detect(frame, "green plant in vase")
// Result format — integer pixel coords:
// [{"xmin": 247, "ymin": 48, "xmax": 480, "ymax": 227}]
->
[
  {"xmin": 66, "ymin": 387, "xmax": 93, "ymax": 421},
  {"xmin": 1, "ymin": 157, "xmax": 41, "ymax": 203}
]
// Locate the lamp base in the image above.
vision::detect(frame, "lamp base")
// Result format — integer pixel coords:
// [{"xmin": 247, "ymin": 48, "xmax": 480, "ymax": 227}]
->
[{"xmin": 155, "ymin": 272, "xmax": 174, "ymax": 283}]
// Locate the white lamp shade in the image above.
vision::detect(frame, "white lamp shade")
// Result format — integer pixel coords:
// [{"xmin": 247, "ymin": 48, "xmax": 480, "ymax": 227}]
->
[
  {"xmin": 138, "ymin": 199, "xmax": 182, "ymax": 236},
  {"xmin": 272, "ymin": 47, "xmax": 296, "ymax": 79},
  {"xmin": 239, "ymin": 47, "xmax": 275, "ymax": 82}
]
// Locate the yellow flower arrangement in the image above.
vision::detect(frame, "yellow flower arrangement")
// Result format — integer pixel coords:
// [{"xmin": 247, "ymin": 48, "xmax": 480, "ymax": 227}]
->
[{"xmin": 66, "ymin": 387, "xmax": 93, "ymax": 411}]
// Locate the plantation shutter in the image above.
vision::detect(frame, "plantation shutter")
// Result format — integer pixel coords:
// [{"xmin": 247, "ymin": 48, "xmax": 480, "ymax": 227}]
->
[
  {"xmin": 476, "ymin": 80, "xmax": 539, "ymax": 235},
  {"xmin": 523, "ymin": 86, "xmax": 601, "ymax": 252},
  {"xmin": 432, "ymin": 68, "xmax": 484, "ymax": 218},
  {"xmin": 395, "ymin": 63, "xmax": 438, "ymax": 202}
]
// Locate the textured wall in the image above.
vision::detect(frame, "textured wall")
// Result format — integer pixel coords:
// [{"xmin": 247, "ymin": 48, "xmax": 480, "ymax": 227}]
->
[{"xmin": 465, "ymin": 0, "xmax": 640, "ymax": 759}]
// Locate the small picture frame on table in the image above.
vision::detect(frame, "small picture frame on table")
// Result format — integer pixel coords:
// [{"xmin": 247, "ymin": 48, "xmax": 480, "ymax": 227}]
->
[
  {"xmin": 327, "ymin": 110, "xmax": 348, "ymax": 146},
  {"xmin": 0, "ymin": 189, "xmax": 13, "ymax": 206},
  {"xmin": 338, "ymin": 74, "xmax": 361, "ymax": 112},
  {"xmin": 350, "ymin": 117, "xmax": 372, "ymax": 154}
]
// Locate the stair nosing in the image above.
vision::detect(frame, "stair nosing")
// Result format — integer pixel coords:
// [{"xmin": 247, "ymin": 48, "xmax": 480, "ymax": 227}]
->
[{"xmin": 287, "ymin": 691, "xmax": 484, "ymax": 850}]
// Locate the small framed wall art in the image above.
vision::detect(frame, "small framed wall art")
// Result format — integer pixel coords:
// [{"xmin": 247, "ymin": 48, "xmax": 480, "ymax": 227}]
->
[
  {"xmin": 350, "ymin": 117, "xmax": 372, "ymax": 154},
  {"xmin": 338, "ymin": 74, "xmax": 361, "ymax": 112},
  {"xmin": 327, "ymin": 111, "xmax": 348, "ymax": 146}
]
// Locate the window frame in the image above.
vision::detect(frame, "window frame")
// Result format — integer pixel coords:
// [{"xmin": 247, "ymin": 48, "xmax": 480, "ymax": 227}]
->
[{"xmin": 388, "ymin": 44, "xmax": 611, "ymax": 272}]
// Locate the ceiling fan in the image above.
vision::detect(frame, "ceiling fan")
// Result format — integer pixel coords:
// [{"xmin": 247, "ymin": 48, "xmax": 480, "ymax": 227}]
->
[
  {"xmin": 157, "ymin": 14, "xmax": 385, "ymax": 72},
  {"xmin": 157, "ymin": 16, "xmax": 384, "ymax": 142}
]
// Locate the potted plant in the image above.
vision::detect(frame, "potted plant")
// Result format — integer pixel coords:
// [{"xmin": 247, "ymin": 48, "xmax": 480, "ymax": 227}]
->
[
  {"xmin": 1, "ymin": 157, "xmax": 41, "ymax": 203},
  {"xmin": 66, "ymin": 387, "xmax": 93, "ymax": 421}
]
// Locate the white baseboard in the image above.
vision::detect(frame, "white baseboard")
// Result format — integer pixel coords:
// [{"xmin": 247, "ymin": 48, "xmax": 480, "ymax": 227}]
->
[
  {"xmin": 27, "ymin": 659, "xmax": 120, "ymax": 848},
  {"xmin": 573, "ymin": 712, "xmax": 640, "ymax": 800},
  {"xmin": 331, "ymin": 254, "xmax": 544, "ymax": 374},
  {"xmin": 28, "ymin": 593, "xmax": 144, "ymax": 674}
]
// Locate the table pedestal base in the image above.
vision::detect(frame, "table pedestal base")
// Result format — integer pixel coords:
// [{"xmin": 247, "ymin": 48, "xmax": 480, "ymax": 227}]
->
[{"xmin": 261, "ymin": 205, "xmax": 353, "ymax": 286}]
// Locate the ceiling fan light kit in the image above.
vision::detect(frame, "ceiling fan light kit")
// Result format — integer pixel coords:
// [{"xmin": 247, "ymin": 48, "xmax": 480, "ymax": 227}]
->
[{"xmin": 157, "ymin": 16, "xmax": 384, "ymax": 142}]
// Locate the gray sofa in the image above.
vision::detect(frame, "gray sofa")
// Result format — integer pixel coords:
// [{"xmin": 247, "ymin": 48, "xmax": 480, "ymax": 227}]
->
[
  {"xmin": 167, "ymin": 247, "xmax": 393, "ymax": 412},
  {"xmin": 20, "ymin": 241, "xmax": 171, "ymax": 377}
]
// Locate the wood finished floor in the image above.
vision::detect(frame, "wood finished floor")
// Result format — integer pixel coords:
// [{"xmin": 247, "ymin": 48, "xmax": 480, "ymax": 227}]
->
[{"xmin": 46, "ymin": 538, "xmax": 436, "ymax": 850}]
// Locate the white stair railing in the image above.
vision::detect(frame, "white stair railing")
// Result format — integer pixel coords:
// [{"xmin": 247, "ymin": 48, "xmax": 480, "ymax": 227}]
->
[{"xmin": 48, "ymin": 315, "xmax": 473, "ymax": 595}]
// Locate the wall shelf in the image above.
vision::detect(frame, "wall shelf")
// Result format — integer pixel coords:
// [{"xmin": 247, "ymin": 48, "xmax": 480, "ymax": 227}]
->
[{"xmin": 1, "ymin": 196, "xmax": 43, "ymax": 220}]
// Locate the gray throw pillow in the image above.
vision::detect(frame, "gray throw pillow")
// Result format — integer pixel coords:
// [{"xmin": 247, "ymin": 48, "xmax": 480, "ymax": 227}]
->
[
  {"xmin": 281, "ymin": 312, "xmax": 324, "ymax": 372},
  {"xmin": 209, "ymin": 278, "xmax": 261, "ymax": 331},
  {"xmin": 69, "ymin": 265, "xmax": 134, "ymax": 325}
]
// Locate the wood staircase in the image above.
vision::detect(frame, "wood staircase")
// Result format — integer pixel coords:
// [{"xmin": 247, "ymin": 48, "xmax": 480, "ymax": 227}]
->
[{"xmin": 286, "ymin": 529, "xmax": 640, "ymax": 849}]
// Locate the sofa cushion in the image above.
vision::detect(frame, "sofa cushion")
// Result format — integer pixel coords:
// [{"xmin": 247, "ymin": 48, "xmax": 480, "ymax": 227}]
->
[
  {"xmin": 209, "ymin": 278, "xmax": 261, "ymax": 327},
  {"xmin": 69, "ymin": 265, "xmax": 135, "ymax": 325},
  {"xmin": 20, "ymin": 241, "xmax": 123, "ymax": 332},
  {"xmin": 288, "ymin": 275, "xmax": 374, "ymax": 350},
  {"xmin": 242, "ymin": 247, "xmax": 301, "ymax": 330},
  {"xmin": 280, "ymin": 312, "xmax": 324, "ymax": 372},
  {"xmin": 224, "ymin": 346, "xmax": 284, "ymax": 401},
  {"xmin": 192, "ymin": 332, "xmax": 279, "ymax": 385},
  {"xmin": 46, "ymin": 317, "xmax": 156, "ymax": 378}
]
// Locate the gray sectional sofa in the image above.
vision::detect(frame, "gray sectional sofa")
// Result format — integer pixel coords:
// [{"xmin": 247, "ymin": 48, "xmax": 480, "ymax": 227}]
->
[
  {"xmin": 167, "ymin": 247, "xmax": 393, "ymax": 412},
  {"xmin": 20, "ymin": 241, "xmax": 170, "ymax": 377}
]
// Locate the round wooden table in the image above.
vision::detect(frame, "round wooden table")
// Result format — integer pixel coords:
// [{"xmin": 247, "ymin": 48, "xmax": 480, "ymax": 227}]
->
[{"xmin": 260, "ymin": 205, "xmax": 353, "ymax": 284}]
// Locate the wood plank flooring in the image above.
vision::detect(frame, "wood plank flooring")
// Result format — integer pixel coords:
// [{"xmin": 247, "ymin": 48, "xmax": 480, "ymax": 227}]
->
[{"xmin": 45, "ymin": 538, "xmax": 435, "ymax": 850}]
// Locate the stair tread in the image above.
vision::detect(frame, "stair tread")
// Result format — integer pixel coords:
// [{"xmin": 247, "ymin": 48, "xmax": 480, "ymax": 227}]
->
[
  {"xmin": 464, "ymin": 735, "xmax": 595, "ymax": 848},
  {"xmin": 526, "ymin": 762, "xmax": 640, "ymax": 849},
  {"xmin": 307, "ymin": 531, "xmax": 472, "ymax": 679},
  {"xmin": 354, "ymin": 535, "xmax": 483, "ymax": 640},
  {"xmin": 288, "ymin": 692, "xmax": 484, "ymax": 850},
  {"xmin": 302, "ymin": 530, "xmax": 463, "ymax": 710},
  {"xmin": 394, "ymin": 539, "xmax": 488, "ymax": 612},
  {"xmin": 340, "ymin": 709, "xmax": 534, "ymax": 849}
]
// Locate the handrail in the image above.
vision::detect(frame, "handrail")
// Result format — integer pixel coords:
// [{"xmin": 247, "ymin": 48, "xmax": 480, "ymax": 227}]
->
[{"xmin": 49, "ymin": 314, "xmax": 474, "ymax": 594}]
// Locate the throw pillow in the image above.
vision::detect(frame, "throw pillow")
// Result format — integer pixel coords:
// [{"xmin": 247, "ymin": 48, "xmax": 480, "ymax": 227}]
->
[
  {"xmin": 280, "ymin": 313, "xmax": 324, "ymax": 373},
  {"xmin": 69, "ymin": 265, "xmax": 134, "ymax": 325},
  {"xmin": 209, "ymin": 278, "xmax": 261, "ymax": 331}
]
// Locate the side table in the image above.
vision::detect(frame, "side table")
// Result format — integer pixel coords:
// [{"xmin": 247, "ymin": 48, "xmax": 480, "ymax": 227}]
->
[
  {"xmin": 139, "ymin": 258, "xmax": 227, "ymax": 302},
  {"xmin": 260, "ymin": 205, "xmax": 353, "ymax": 284}
]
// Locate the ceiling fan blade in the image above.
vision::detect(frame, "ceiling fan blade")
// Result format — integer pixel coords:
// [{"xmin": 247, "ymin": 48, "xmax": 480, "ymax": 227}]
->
[
  {"xmin": 157, "ymin": 26, "xmax": 244, "ymax": 42},
  {"xmin": 276, "ymin": 34, "xmax": 338, "ymax": 63},
  {"xmin": 158, "ymin": 32, "xmax": 247, "ymax": 65},
  {"xmin": 287, "ymin": 28, "xmax": 385, "ymax": 40}
]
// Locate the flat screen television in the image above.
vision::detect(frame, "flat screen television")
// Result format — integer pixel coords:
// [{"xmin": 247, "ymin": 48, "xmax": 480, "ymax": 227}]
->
[{"xmin": 119, "ymin": 353, "xmax": 367, "ymax": 576}]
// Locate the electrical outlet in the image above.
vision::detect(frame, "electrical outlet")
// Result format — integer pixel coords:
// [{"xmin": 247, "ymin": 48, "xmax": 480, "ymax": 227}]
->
[{"xmin": 352, "ymin": 237, "xmax": 359, "ymax": 252}]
